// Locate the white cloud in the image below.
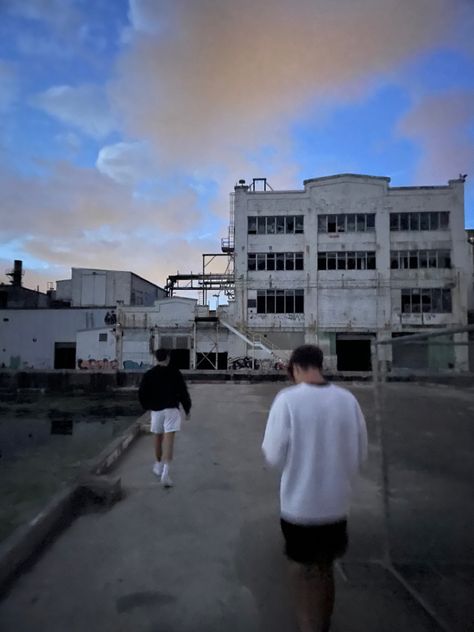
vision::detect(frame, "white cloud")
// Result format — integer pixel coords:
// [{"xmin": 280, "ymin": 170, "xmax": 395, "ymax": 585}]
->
[
  {"xmin": 4, "ymin": 0, "xmax": 81, "ymax": 34},
  {"xmin": 32, "ymin": 84, "xmax": 116, "ymax": 138},
  {"xmin": 96, "ymin": 141, "xmax": 156, "ymax": 184}
]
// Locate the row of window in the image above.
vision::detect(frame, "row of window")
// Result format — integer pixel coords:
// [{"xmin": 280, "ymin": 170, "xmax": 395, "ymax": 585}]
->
[
  {"xmin": 247, "ymin": 288, "xmax": 452, "ymax": 314},
  {"xmin": 317, "ymin": 251, "xmax": 376, "ymax": 270},
  {"xmin": 247, "ymin": 211, "xmax": 450, "ymax": 235},
  {"xmin": 248, "ymin": 252, "xmax": 304, "ymax": 271},
  {"xmin": 318, "ymin": 213, "xmax": 375, "ymax": 234},
  {"xmin": 390, "ymin": 212, "xmax": 449, "ymax": 231},
  {"xmin": 247, "ymin": 289, "xmax": 305, "ymax": 314},
  {"xmin": 390, "ymin": 249, "xmax": 451, "ymax": 270},
  {"xmin": 401, "ymin": 288, "xmax": 452, "ymax": 313},
  {"xmin": 247, "ymin": 249, "xmax": 452, "ymax": 271},
  {"xmin": 248, "ymin": 215, "xmax": 304, "ymax": 235}
]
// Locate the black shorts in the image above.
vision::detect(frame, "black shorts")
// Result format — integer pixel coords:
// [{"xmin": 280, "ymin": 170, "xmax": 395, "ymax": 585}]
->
[{"xmin": 280, "ymin": 518, "xmax": 348, "ymax": 565}]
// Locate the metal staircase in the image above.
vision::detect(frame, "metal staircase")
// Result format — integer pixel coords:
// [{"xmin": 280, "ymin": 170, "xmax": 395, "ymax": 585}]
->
[{"xmin": 220, "ymin": 320, "xmax": 290, "ymax": 363}]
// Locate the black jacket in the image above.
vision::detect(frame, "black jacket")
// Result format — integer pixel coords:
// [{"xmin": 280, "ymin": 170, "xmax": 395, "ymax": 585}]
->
[{"xmin": 138, "ymin": 365, "xmax": 191, "ymax": 415}]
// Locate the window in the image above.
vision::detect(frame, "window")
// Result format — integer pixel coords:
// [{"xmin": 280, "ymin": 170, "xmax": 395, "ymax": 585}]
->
[
  {"xmin": 99, "ymin": 333, "xmax": 108, "ymax": 342},
  {"xmin": 317, "ymin": 251, "xmax": 377, "ymax": 270},
  {"xmin": 248, "ymin": 252, "xmax": 304, "ymax": 271},
  {"xmin": 256, "ymin": 289, "xmax": 305, "ymax": 314},
  {"xmin": 247, "ymin": 298, "xmax": 256, "ymax": 308},
  {"xmin": 401, "ymin": 288, "xmax": 452, "ymax": 313},
  {"xmin": 390, "ymin": 212, "xmax": 450, "ymax": 231},
  {"xmin": 248, "ymin": 215, "xmax": 304, "ymax": 234},
  {"xmin": 390, "ymin": 249, "xmax": 452, "ymax": 270},
  {"xmin": 318, "ymin": 213, "xmax": 375, "ymax": 233}
]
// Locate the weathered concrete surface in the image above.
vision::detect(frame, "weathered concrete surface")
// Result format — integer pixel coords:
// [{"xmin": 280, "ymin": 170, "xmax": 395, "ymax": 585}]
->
[{"xmin": 0, "ymin": 382, "xmax": 472, "ymax": 631}]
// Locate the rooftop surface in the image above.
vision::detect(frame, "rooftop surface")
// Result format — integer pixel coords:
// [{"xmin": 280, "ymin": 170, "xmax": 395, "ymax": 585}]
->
[{"xmin": 1, "ymin": 382, "xmax": 473, "ymax": 631}]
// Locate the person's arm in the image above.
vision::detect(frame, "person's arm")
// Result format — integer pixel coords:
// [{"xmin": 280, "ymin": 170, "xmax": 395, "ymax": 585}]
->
[
  {"xmin": 138, "ymin": 371, "xmax": 151, "ymax": 410},
  {"xmin": 176, "ymin": 369, "xmax": 192, "ymax": 416},
  {"xmin": 262, "ymin": 394, "xmax": 290, "ymax": 468},
  {"xmin": 354, "ymin": 400, "xmax": 368, "ymax": 469}
]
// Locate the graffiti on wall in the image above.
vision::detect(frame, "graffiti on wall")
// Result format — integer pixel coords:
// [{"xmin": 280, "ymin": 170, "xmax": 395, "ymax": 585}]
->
[{"xmin": 77, "ymin": 358, "xmax": 118, "ymax": 370}]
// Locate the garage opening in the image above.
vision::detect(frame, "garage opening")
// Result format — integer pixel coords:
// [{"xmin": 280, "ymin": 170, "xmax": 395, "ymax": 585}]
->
[
  {"xmin": 196, "ymin": 352, "xmax": 228, "ymax": 370},
  {"xmin": 54, "ymin": 342, "xmax": 76, "ymax": 369},
  {"xmin": 169, "ymin": 349, "xmax": 190, "ymax": 370},
  {"xmin": 336, "ymin": 334, "xmax": 373, "ymax": 371}
]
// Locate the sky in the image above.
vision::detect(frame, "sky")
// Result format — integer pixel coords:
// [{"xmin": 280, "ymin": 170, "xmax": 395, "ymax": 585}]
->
[{"xmin": 0, "ymin": 0, "xmax": 473, "ymax": 296}]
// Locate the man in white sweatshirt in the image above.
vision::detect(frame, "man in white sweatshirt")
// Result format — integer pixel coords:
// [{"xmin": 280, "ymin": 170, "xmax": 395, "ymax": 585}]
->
[{"xmin": 262, "ymin": 344, "xmax": 367, "ymax": 632}]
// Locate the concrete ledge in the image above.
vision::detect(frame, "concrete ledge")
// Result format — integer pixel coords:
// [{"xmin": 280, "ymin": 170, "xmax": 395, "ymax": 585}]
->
[{"xmin": 0, "ymin": 414, "xmax": 146, "ymax": 596}]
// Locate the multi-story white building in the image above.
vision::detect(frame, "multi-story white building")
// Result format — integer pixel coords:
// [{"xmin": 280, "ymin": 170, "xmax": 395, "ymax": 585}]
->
[{"xmin": 230, "ymin": 174, "xmax": 472, "ymax": 372}]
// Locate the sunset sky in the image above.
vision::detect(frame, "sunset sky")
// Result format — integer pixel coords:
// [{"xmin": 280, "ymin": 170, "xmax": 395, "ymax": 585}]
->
[{"xmin": 1, "ymin": 0, "xmax": 473, "ymax": 295}]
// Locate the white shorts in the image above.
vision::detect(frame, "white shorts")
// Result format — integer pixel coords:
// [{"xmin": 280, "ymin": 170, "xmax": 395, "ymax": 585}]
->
[{"xmin": 150, "ymin": 408, "xmax": 182, "ymax": 434}]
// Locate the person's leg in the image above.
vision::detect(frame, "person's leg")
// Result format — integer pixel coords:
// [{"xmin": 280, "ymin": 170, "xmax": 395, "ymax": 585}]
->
[
  {"xmin": 161, "ymin": 431, "xmax": 176, "ymax": 486},
  {"xmin": 289, "ymin": 561, "xmax": 335, "ymax": 632},
  {"xmin": 154, "ymin": 433, "xmax": 163, "ymax": 461}
]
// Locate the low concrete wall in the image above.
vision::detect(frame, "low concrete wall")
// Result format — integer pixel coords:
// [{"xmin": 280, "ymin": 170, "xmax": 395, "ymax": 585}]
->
[{"xmin": 0, "ymin": 415, "xmax": 145, "ymax": 596}]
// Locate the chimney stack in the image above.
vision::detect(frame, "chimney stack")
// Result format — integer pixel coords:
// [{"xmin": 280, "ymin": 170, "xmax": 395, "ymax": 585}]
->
[{"xmin": 11, "ymin": 260, "xmax": 23, "ymax": 287}]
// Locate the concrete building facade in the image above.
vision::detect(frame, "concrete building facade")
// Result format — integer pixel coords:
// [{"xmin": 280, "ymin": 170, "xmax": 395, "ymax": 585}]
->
[{"xmin": 231, "ymin": 174, "xmax": 472, "ymax": 371}]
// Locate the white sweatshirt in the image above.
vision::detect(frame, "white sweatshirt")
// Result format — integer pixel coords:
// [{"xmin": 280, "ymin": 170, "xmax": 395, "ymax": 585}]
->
[{"xmin": 262, "ymin": 382, "xmax": 368, "ymax": 524}]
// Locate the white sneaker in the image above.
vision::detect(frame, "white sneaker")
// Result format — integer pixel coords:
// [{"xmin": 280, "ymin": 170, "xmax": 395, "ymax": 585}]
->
[
  {"xmin": 161, "ymin": 472, "xmax": 173, "ymax": 488},
  {"xmin": 152, "ymin": 462, "xmax": 163, "ymax": 477}
]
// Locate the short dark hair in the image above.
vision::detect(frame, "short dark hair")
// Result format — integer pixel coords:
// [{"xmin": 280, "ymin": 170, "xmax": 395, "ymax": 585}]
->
[
  {"xmin": 155, "ymin": 348, "xmax": 170, "ymax": 362},
  {"xmin": 288, "ymin": 344, "xmax": 323, "ymax": 373}
]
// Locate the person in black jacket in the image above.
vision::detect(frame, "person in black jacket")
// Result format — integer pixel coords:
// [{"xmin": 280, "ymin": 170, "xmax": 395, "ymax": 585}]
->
[{"xmin": 138, "ymin": 348, "xmax": 191, "ymax": 487}]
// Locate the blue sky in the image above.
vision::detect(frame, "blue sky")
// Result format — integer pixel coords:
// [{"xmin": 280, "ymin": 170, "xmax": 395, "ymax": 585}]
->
[{"xmin": 0, "ymin": 0, "xmax": 473, "ymax": 293}]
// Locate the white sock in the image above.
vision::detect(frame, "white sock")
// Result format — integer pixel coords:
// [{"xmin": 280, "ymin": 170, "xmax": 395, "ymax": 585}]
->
[{"xmin": 162, "ymin": 463, "xmax": 170, "ymax": 477}]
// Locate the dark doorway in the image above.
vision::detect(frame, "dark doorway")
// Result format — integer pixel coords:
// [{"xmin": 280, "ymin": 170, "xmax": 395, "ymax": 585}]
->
[
  {"xmin": 336, "ymin": 336, "xmax": 372, "ymax": 371},
  {"xmin": 196, "ymin": 352, "xmax": 228, "ymax": 370},
  {"xmin": 169, "ymin": 349, "xmax": 190, "ymax": 370},
  {"xmin": 54, "ymin": 342, "xmax": 76, "ymax": 369}
]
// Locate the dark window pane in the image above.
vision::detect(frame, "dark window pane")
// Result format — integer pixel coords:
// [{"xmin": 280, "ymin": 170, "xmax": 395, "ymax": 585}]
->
[
  {"xmin": 442, "ymin": 289, "xmax": 452, "ymax": 312},
  {"xmin": 337, "ymin": 252, "xmax": 346, "ymax": 270},
  {"xmin": 318, "ymin": 254, "xmax": 327, "ymax": 270},
  {"xmin": 247, "ymin": 298, "xmax": 257, "ymax": 309},
  {"xmin": 400, "ymin": 251, "xmax": 409, "ymax": 270},
  {"xmin": 266, "ymin": 291, "xmax": 275, "ymax": 313},
  {"xmin": 411, "ymin": 290, "xmax": 421, "ymax": 313},
  {"xmin": 266, "ymin": 217, "xmax": 275, "ymax": 234},
  {"xmin": 327, "ymin": 216, "xmax": 337, "ymax": 233},
  {"xmin": 410, "ymin": 214, "xmax": 420, "ymax": 230},
  {"xmin": 285, "ymin": 292, "xmax": 294, "ymax": 313},
  {"xmin": 419, "ymin": 251, "xmax": 428, "ymax": 268},
  {"xmin": 421, "ymin": 289, "xmax": 431, "ymax": 313},
  {"xmin": 432, "ymin": 288, "xmax": 442, "ymax": 312},
  {"xmin": 257, "ymin": 292, "xmax": 266, "ymax": 313},
  {"xmin": 430, "ymin": 212, "xmax": 439, "ymax": 230},
  {"xmin": 276, "ymin": 253, "xmax": 285, "ymax": 271},
  {"xmin": 347, "ymin": 214, "xmax": 356, "ymax": 232},
  {"xmin": 276, "ymin": 217, "xmax": 285, "ymax": 233},
  {"xmin": 439, "ymin": 250, "xmax": 451, "ymax": 268},
  {"xmin": 440, "ymin": 212, "xmax": 449, "ymax": 229},
  {"xmin": 295, "ymin": 253, "xmax": 304, "ymax": 270},
  {"xmin": 420, "ymin": 213, "xmax": 429, "ymax": 230},
  {"xmin": 357, "ymin": 214, "xmax": 365, "ymax": 231},
  {"xmin": 257, "ymin": 254, "xmax": 266, "ymax": 270},
  {"xmin": 257, "ymin": 217, "xmax": 266, "ymax": 234},
  {"xmin": 428, "ymin": 252, "xmax": 437, "ymax": 268},
  {"xmin": 390, "ymin": 252, "xmax": 398, "ymax": 269},
  {"xmin": 409, "ymin": 252, "xmax": 418, "ymax": 269},
  {"xmin": 337, "ymin": 215, "xmax": 346, "ymax": 232},
  {"xmin": 401, "ymin": 289, "xmax": 411, "ymax": 313},
  {"xmin": 285, "ymin": 252, "xmax": 294, "ymax": 271},
  {"xmin": 347, "ymin": 252, "xmax": 356, "ymax": 270},
  {"xmin": 366, "ymin": 214, "xmax": 375, "ymax": 231},
  {"xmin": 295, "ymin": 216, "xmax": 304, "ymax": 233},
  {"xmin": 400, "ymin": 214, "xmax": 409, "ymax": 231},
  {"xmin": 390, "ymin": 214, "xmax": 399, "ymax": 231},
  {"xmin": 248, "ymin": 217, "xmax": 257, "ymax": 234},
  {"xmin": 327, "ymin": 253, "xmax": 336, "ymax": 270},
  {"xmin": 356, "ymin": 252, "xmax": 366, "ymax": 270},
  {"xmin": 295, "ymin": 290, "xmax": 304, "ymax": 313},
  {"xmin": 367, "ymin": 252, "xmax": 376, "ymax": 270},
  {"xmin": 285, "ymin": 216, "xmax": 295, "ymax": 233},
  {"xmin": 248, "ymin": 254, "xmax": 256, "ymax": 271},
  {"xmin": 267, "ymin": 253, "xmax": 275, "ymax": 270},
  {"xmin": 275, "ymin": 290, "xmax": 285, "ymax": 313},
  {"xmin": 318, "ymin": 216, "xmax": 327, "ymax": 232}
]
